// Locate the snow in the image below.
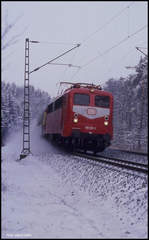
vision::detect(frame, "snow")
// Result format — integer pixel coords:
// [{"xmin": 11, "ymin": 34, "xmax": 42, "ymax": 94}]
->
[{"xmin": 2, "ymin": 121, "xmax": 148, "ymax": 238}]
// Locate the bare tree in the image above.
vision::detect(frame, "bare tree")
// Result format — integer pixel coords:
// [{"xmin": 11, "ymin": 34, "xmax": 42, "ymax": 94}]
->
[
  {"xmin": 2, "ymin": 9, "xmax": 25, "ymax": 51},
  {"xmin": 2, "ymin": 6, "xmax": 27, "ymax": 73}
]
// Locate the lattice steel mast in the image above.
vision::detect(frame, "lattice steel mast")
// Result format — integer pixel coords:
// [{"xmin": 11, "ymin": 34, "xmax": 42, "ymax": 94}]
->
[
  {"xmin": 19, "ymin": 39, "xmax": 80, "ymax": 160},
  {"xmin": 20, "ymin": 38, "xmax": 31, "ymax": 159}
]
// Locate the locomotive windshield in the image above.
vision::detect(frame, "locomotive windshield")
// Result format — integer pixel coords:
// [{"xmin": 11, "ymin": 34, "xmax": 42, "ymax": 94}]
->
[
  {"xmin": 74, "ymin": 93, "xmax": 90, "ymax": 106},
  {"xmin": 95, "ymin": 95, "xmax": 110, "ymax": 108}
]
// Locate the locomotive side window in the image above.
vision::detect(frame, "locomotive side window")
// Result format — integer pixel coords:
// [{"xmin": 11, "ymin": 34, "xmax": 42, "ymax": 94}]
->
[
  {"xmin": 95, "ymin": 96, "xmax": 110, "ymax": 108},
  {"xmin": 63, "ymin": 95, "xmax": 66, "ymax": 106},
  {"xmin": 47, "ymin": 103, "xmax": 53, "ymax": 113},
  {"xmin": 54, "ymin": 96, "xmax": 63, "ymax": 110},
  {"xmin": 74, "ymin": 93, "xmax": 90, "ymax": 106}
]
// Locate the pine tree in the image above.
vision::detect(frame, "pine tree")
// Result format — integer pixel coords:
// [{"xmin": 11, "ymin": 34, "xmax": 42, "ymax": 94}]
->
[
  {"xmin": 1, "ymin": 81, "xmax": 51, "ymax": 146},
  {"xmin": 104, "ymin": 56, "xmax": 148, "ymax": 151}
]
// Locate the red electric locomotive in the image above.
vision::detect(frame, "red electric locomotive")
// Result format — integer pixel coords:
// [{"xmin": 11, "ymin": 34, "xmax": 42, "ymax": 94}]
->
[{"xmin": 42, "ymin": 82, "xmax": 113, "ymax": 153}]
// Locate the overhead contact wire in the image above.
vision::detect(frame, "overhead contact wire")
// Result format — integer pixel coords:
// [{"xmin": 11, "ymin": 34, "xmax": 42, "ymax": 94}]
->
[
  {"xmin": 82, "ymin": 2, "xmax": 135, "ymax": 44},
  {"xmin": 82, "ymin": 25, "xmax": 147, "ymax": 68}
]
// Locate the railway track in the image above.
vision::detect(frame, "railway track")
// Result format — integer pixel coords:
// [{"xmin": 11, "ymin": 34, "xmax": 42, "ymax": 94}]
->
[
  {"xmin": 74, "ymin": 152, "xmax": 148, "ymax": 174},
  {"xmin": 109, "ymin": 147, "xmax": 148, "ymax": 156}
]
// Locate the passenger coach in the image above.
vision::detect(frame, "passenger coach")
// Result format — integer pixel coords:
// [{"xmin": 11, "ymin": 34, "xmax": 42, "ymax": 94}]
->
[{"xmin": 42, "ymin": 82, "xmax": 113, "ymax": 153}]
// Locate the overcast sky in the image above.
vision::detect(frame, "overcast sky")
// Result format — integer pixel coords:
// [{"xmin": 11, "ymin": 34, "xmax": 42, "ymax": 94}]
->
[{"xmin": 2, "ymin": 1, "xmax": 148, "ymax": 97}]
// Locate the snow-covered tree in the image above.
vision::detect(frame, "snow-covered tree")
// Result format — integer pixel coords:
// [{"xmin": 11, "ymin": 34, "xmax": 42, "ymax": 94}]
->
[
  {"xmin": 104, "ymin": 56, "xmax": 148, "ymax": 151},
  {"xmin": 1, "ymin": 81, "xmax": 51, "ymax": 146}
]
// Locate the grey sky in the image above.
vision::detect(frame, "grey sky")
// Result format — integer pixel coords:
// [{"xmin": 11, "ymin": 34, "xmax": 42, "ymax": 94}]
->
[{"xmin": 2, "ymin": 1, "xmax": 148, "ymax": 97}]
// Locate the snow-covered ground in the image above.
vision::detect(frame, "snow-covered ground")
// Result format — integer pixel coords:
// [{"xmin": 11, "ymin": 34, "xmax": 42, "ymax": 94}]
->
[{"xmin": 2, "ymin": 121, "xmax": 148, "ymax": 238}]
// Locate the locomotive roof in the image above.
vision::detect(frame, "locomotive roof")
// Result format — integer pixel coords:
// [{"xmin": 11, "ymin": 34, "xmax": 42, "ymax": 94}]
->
[
  {"xmin": 48, "ymin": 84, "xmax": 113, "ymax": 106},
  {"xmin": 65, "ymin": 87, "xmax": 113, "ymax": 98}
]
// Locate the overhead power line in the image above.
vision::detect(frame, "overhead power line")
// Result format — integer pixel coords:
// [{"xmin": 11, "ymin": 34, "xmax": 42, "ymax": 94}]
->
[
  {"xmin": 31, "ymin": 3, "xmax": 135, "ymax": 83},
  {"xmin": 136, "ymin": 46, "xmax": 148, "ymax": 57},
  {"xmin": 30, "ymin": 40, "xmax": 78, "ymax": 46},
  {"xmin": 47, "ymin": 62, "xmax": 81, "ymax": 68},
  {"xmin": 82, "ymin": 24, "xmax": 147, "ymax": 68},
  {"xmin": 68, "ymin": 2, "xmax": 135, "ymax": 81},
  {"xmin": 82, "ymin": 2, "xmax": 135, "ymax": 44},
  {"xmin": 70, "ymin": 24, "xmax": 147, "ymax": 81},
  {"xmin": 29, "ymin": 44, "xmax": 81, "ymax": 74},
  {"xmin": 99, "ymin": 39, "xmax": 147, "ymax": 78}
]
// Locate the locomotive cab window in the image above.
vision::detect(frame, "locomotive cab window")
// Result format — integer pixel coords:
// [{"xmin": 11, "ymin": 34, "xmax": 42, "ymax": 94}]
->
[
  {"xmin": 95, "ymin": 95, "xmax": 110, "ymax": 108},
  {"xmin": 74, "ymin": 93, "xmax": 90, "ymax": 106}
]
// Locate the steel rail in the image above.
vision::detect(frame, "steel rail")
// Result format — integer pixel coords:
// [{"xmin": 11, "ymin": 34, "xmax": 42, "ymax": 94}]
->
[
  {"xmin": 74, "ymin": 152, "xmax": 148, "ymax": 174},
  {"xmin": 109, "ymin": 147, "xmax": 148, "ymax": 156},
  {"xmin": 97, "ymin": 155, "xmax": 147, "ymax": 168}
]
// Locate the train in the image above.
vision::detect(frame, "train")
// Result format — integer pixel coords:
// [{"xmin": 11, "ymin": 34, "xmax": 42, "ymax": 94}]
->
[{"xmin": 42, "ymin": 82, "xmax": 113, "ymax": 153}]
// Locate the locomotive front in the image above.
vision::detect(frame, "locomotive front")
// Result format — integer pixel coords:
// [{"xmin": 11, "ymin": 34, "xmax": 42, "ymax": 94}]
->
[{"xmin": 66, "ymin": 84, "xmax": 113, "ymax": 153}]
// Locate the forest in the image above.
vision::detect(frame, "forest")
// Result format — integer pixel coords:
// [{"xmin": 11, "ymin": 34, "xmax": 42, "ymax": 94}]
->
[
  {"xmin": 104, "ymin": 56, "xmax": 148, "ymax": 151},
  {"xmin": 1, "ymin": 83, "xmax": 51, "ymax": 146}
]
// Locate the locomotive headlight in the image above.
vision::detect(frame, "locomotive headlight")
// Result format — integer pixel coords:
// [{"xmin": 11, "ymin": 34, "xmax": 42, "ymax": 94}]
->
[
  {"xmin": 73, "ymin": 118, "xmax": 78, "ymax": 123},
  {"xmin": 90, "ymin": 88, "xmax": 94, "ymax": 92},
  {"xmin": 73, "ymin": 113, "xmax": 78, "ymax": 123},
  {"xmin": 104, "ymin": 121, "xmax": 109, "ymax": 126}
]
